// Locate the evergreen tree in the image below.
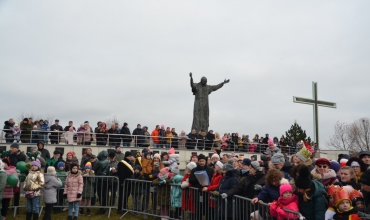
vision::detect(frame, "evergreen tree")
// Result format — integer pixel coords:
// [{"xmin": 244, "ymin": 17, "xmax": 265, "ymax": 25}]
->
[{"xmin": 282, "ymin": 122, "xmax": 310, "ymax": 143}]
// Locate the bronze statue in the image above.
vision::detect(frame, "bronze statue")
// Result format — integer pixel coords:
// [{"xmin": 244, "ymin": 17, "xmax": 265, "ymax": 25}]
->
[{"xmin": 189, "ymin": 72, "xmax": 230, "ymax": 132}]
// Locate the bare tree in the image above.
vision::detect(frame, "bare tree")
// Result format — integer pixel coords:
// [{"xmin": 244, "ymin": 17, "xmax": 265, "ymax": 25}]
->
[
  {"xmin": 105, "ymin": 116, "xmax": 120, "ymax": 128},
  {"xmin": 348, "ymin": 118, "xmax": 370, "ymax": 152},
  {"xmin": 17, "ymin": 112, "xmax": 55, "ymax": 125},
  {"xmin": 326, "ymin": 121, "xmax": 353, "ymax": 151}
]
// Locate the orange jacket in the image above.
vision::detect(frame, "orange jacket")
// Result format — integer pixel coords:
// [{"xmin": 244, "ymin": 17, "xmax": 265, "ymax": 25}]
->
[{"xmin": 151, "ymin": 129, "xmax": 159, "ymax": 144}]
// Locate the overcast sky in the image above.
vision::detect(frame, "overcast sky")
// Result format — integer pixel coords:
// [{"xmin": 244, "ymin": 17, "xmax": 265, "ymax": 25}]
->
[{"xmin": 1, "ymin": 1, "xmax": 369, "ymax": 149}]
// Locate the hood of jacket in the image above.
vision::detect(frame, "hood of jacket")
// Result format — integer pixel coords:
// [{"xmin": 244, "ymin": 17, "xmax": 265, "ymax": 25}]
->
[
  {"xmin": 310, "ymin": 179, "xmax": 327, "ymax": 198},
  {"xmin": 97, "ymin": 150, "xmax": 108, "ymax": 160},
  {"xmin": 37, "ymin": 142, "xmax": 45, "ymax": 150},
  {"xmin": 44, "ymin": 173, "xmax": 56, "ymax": 185},
  {"xmin": 172, "ymin": 174, "xmax": 183, "ymax": 183},
  {"xmin": 4, "ymin": 121, "xmax": 14, "ymax": 126},
  {"xmin": 67, "ymin": 170, "xmax": 82, "ymax": 177}
]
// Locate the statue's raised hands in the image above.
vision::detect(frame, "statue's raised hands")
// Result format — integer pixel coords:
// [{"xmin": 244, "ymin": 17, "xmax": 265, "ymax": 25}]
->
[
  {"xmin": 189, "ymin": 72, "xmax": 192, "ymax": 78},
  {"xmin": 224, "ymin": 79, "xmax": 230, "ymax": 84}
]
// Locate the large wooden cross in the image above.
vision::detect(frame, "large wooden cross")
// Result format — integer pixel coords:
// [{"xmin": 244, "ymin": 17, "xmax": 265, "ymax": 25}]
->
[{"xmin": 293, "ymin": 82, "xmax": 336, "ymax": 146}]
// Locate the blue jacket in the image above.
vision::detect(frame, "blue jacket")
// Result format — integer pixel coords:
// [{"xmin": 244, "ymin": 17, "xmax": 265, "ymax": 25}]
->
[
  {"xmin": 170, "ymin": 174, "xmax": 183, "ymax": 208},
  {"xmin": 298, "ymin": 180, "xmax": 328, "ymax": 220},
  {"xmin": 218, "ymin": 169, "xmax": 239, "ymax": 194},
  {"xmin": 256, "ymin": 183, "xmax": 280, "ymax": 203}
]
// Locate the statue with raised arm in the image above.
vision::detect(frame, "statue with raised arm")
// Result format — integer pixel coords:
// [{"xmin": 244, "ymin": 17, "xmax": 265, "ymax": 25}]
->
[{"xmin": 189, "ymin": 72, "xmax": 230, "ymax": 132}]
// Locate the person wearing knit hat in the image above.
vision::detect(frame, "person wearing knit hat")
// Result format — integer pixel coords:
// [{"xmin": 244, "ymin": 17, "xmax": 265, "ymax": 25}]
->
[
  {"xmin": 222, "ymin": 158, "xmax": 235, "ymax": 173},
  {"xmin": 264, "ymin": 139, "xmax": 281, "ymax": 156},
  {"xmin": 332, "ymin": 189, "xmax": 361, "ymax": 219},
  {"xmin": 340, "ymin": 158, "xmax": 349, "ymax": 167},
  {"xmin": 358, "ymin": 151, "xmax": 370, "ymax": 168},
  {"xmin": 346, "ymin": 157, "xmax": 368, "ymax": 182},
  {"xmin": 171, "ymin": 165, "xmax": 180, "ymax": 175},
  {"xmin": 24, "ymin": 157, "xmax": 45, "ymax": 220},
  {"xmin": 269, "ymin": 178, "xmax": 299, "ymax": 219},
  {"xmin": 190, "ymin": 154, "xmax": 198, "ymax": 163},
  {"xmin": 239, "ymin": 158, "xmax": 251, "ymax": 181},
  {"xmin": 330, "ymin": 161, "xmax": 341, "ymax": 173},
  {"xmin": 311, "ymin": 158, "xmax": 338, "ymax": 187},
  {"xmin": 153, "ymin": 153, "xmax": 161, "ymax": 160},
  {"xmin": 124, "ymin": 151, "xmax": 133, "ymax": 158},
  {"xmin": 295, "ymin": 166, "xmax": 327, "ymax": 219},
  {"xmin": 47, "ymin": 166, "xmax": 57, "ymax": 175},
  {"xmin": 85, "ymin": 162, "xmax": 92, "ymax": 170}
]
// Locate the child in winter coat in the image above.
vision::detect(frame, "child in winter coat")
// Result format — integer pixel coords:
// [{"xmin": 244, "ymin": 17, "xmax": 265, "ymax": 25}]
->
[
  {"xmin": 1, "ymin": 158, "xmax": 19, "ymax": 220},
  {"xmin": 325, "ymin": 184, "xmax": 341, "ymax": 220},
  {"xmin": 41, "ymin": 120, "xmax": 50, "ymax": 144},
  {"xmin": 350, "ymin": 190, "xmax": 365, "ymax": 212},
  {"xmin": 333, "ymin": 189, "xmax": 361, "ymax": 220},
  {"xmin": 80, "ymin": 162, "xmax": 95, "ymax": 216},
  {"xmin": 162, "ymin": 148, "xmax": 179, "ymax": 170},
  {"xmin": 142, "ymin": 152, "xmax": 153, "ymax": 180},
  {"xmin": 65, "ymin": 127, "xmax": 76, "ymax": 145},
  {"xmin": 76, "ymin": 124, "xmax": 86, "ymax": 145},
  {"xmin": 170, "ymin": 166, "xmax": 183, "ymax": 219},
  {"xmin": 43, "ymin": 167, "xmax": 62, "ymax": 220},
  {"xmin": 152, "ymin": 167, "xmax": 173, "ymax": 219},
  {"xmin": 23, "ymin": 159, "xmax": 45, "ymax": 220},
  {"xmin": 55, "ymin": 162, "xmax": 66, "ymax": 214},
  {"xmin": 11, "ymin": 124, "xmax": 21, "ymax": 143},
  {"xmin": 63, "ymin": 163, "xmax": 83, "ymax": 220},
  {"xmin": 269, "ymin": 178, "xmax": 299, "ymax": 220}
]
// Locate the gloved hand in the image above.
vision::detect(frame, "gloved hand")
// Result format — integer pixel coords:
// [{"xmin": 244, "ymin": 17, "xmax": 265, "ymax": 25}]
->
[
  {"xmin": 254, "ymin": 184, "xmax": 263, "ymax": 191},
  {"xmin": 221, "ymin": 193, "xmax": 228, "ymax": 199},
  {"xmin": 212, "ymin": 191, "xmax": 220, "ymax": 197},
  {"xmin": 159, "ymin": 180, "xmax": 165, "ymax": 185},
  {"xmin": 77, "ymin": 193, "xmax": 82, "ymax": 198},
  {"xmin": 63, "ymin": 194, "xmax": 67, "ymax": 199}
]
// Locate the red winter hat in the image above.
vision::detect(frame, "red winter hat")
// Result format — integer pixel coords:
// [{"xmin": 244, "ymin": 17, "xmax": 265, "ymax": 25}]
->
[{"xmin": 315, "ymin": 158, "xmax": 330, "ymax": 167}]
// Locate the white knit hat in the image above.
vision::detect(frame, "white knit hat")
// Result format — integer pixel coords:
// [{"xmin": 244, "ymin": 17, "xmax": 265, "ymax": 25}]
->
[
  {"xmin": 153, "ymin": 153, "xmax": 160, "ymax": 160},
  {"xmin": 215, "ymin": 161, "xmax": 224, "ymax": 169},
  {"xmin": 186, "ymin": 162, "xmax": 197, "ymax": 170},
  {"xmin": 211, "ymin": 154, "xmax": 220, "ymax": 160}
]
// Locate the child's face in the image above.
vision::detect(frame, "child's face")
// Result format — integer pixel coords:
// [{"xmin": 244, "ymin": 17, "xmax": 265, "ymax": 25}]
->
[
  {"xmin": 338, "ymin": 200, "xmax": 351, "ymax": 212},
  {"xmin": 85, "ymin": 168, "xmax": 90, "ymax": 172},
  {"xmin": 59, "ymin": 166, "xmax": 65, "ymax": 171},
  {"xmin": 146, "ymin": 155, "xmax": 151, "ymax": 160},
  {"xmin": 356, "ymin": 201, "xmax": 364, "ymax": 211},
  {"xmin": 31, "ymin": 165, "xmax": 38, "ymax": 171},
  {"xmin": 282, "ymin": 191, "xmax": 292, "ymax": 198},
  {"xmin": 72, "ymin": 167, "xmax": 78, "ymax": 173},
  {"xmin": 135, "ymin": 169, "xmax": 140, "ymax": 174}
]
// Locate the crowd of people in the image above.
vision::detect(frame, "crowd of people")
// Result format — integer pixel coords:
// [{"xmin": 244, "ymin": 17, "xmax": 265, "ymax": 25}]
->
[
  {"xmin": 0, "ymin": 135, "xmax": 369, "ymax": 220},
  {"xmin": 3, "ymin": 118, "xmax": 318, "ymax": 155}
]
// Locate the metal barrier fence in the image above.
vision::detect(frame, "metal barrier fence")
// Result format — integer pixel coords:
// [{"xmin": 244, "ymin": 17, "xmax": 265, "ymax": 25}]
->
[
  {"xmin": 120, "ymin": 179, "xmax": 305, "ymax": 220},
  {"xmin": 0, "ymin": 129, "xmax": 300, "ymax": 155},
  {"xmin": 10, "ymin": 174, "xmax": 119, "ymax": 218},
  {"xmin": 120, "ymin": 179, "xmax": 229, "ymax": 220}
]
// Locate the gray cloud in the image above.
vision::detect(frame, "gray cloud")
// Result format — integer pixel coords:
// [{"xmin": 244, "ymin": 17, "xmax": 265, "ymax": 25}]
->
[{"xmin": 1, "ymin": 1, "xmax": 370, "ymax": 148}]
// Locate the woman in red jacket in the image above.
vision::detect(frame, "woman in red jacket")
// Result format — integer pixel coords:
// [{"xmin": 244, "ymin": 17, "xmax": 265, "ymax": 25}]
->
[
  {"xmin": 202, "ymin": 161, "xmax": 223, "ymax": 220},
  {"xmin": 180, "ymin": 162, "xmax": 197, "ymax": 215}
]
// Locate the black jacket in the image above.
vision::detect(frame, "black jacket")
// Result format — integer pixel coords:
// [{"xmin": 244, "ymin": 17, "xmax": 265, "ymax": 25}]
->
[
  {"xmin": 187, "ymin": 132, "xmax": 197, "ymax": 147},
  {"xmin": 341, "ymin": 178, "xmax": 361, "ymax": 190},
  {"xmin": 132, "ymin": 128, "xmax": 145, "ymax": 144},
  {"xmin": 3, "ymin": 121, "xmax": 14, "ymax": 136},
  {"xmin": 37, "ymin": 142, "xmax": 51, "ymax": 159},
  {"xmin": 49, "ymin": 124, "xmax": 63, "ymax": 140},
  {"xmin": 120, "ymin": 127, "xmax": 132, "ymax": 143},
  {"xmin": 189, "ymin": 164, "xmax": 214, "ymax": 188},
  {"xmin": 117, "ymin": 157, "xmax": 134, "ymax": 184},
  {"xmin": 9, "ymin": 150, "xmax": 27, "ymax": 166},
  {"xmin": 108, "ymin": 128, "xmax": 120, "ymax": 145},
  {"xmin": 226, "ymin": 171, "xmax": 266, "ymax": 199}
]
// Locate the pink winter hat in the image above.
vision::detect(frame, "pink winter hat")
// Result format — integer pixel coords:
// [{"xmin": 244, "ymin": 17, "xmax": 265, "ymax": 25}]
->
[
  {"xmin": 30, "ymin": 159, "xmax": 41, "ymax": 169},
  {"xmin": 168, "ymin": 148, "xmax": 175, "ymax": 155},
  {"xmin": 160, "ymin": 167, "xmax": 169, "ymax": 176},
  {"xmin": 279, "ymin": 178, "xmax": 293, "ymax": 196},
  {"xmin": 268, "ymin": 139, "xmax": 274, "ymax": 147}
]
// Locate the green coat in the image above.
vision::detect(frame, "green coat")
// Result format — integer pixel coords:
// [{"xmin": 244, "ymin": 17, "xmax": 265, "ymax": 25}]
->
[
  {"xmin": 82, "ymin": 171, "xmax": 95, "ymax": 198},
  {"xmin": 20, "ymin": 123, "xmax": 33, "ymax": 142},
  {"xmin": 170, "ymin": 174, "xmax": 183, "ymax": 208},
  {"xmin": 152, "ymin": 178, "xmax": 172, "ymax": 206},
  {"xmin": 298, "ymin": 180, "xmax": 328, "ymax": 220},
  {"xmin": 0, "ymin": 171, "xmax": 7, "ymax": 201},
  {"xmin": 56, "ymin": 170, "xmax": 67, "ymax": 187}
]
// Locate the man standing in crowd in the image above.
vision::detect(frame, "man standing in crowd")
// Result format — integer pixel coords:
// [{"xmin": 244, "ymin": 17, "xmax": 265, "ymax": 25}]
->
[
  {"xmin": 359, "ymin": 151, "xmax": 370, "ymax": 169},
  {"xmin": 95, "ymin": 122, "xmax": 107, "ymax": 146},
  {"xmin": 360, "ymin": 170, "xmax": 370, "ymax": 213},
  {"xmin": 80, "ymin": 148, "xmax": 93, "ymax": 169},
  {"xmin": 64, "ymin": 121, "xmax": 75, "ymax": 132},
  {"xmin": 8, "ymin": 143, "xmax": 26, "ymax": 211},
  {"xmin": 206, "ymin": 130, "xmax": 215, "ymax": 150},
  {"xmin": 114, "ymin": 145, "xmax": 125, "ymax": 162},
  {"xmin": 132, "ymin": 124, "xmax": 145, "ymax": 147},
  {"xmin": 263, "ymin": 133, "xmax": 269, "ymax": 145},
  {"xmin": 94, "ymin": 150, "xmax": 110, "ymax": 215},
  {"xmin": 151, "ymin": 125, "xmax": 160, "ymax": 148},
  {"xmin": 270, "ymin": 153, "xmax": 292, "ymax": 180},
  {"xmin": 3, "ymin": 118, "xmax": 14, "ymax": 143},
  {"xmin": 189, "ymin": 154, "xmax": 214, "ymax": 219},
  {"xmin": 108, "ymin": 124, "xmax": 120, "ymax": 146},
  {"xmin": 37, "ymin": 141, "xmax": 50, "ymax": 160},
  {"xmin": 20, "ymin": 118, "xmax": 33, "ymax": 143},
  {"xmin": 117, "ymin": 151, "xmax": 134, "ymax": 214},
  {"xmin": 187, "ymin": 129, "xmax": 197, "ymax": 149},
  {"xmin": 49, "ymin": 119, "xmax": 63, "ymax": 144},
  {"xmin": 108, "ymin": 152, "xmax": 119, "ymax": 207},
  {"xmin": 120, "ymin": 123, "xmax": 132, "ymax": 147},
  {"xmin": 84, "ymin": 121, "xmax": 94, "ymax": 145}
]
